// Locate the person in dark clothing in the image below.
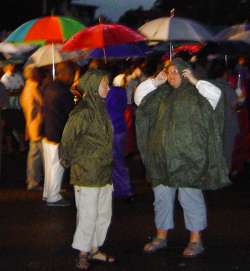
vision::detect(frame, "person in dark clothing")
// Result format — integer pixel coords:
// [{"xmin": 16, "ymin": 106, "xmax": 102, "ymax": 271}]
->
[
  {"xmin": 207, "ymin": 59, "xmax": 239, "ymax": 170},
  {"xmin": 0, "ymin": 81, "xmax": 8, "ymax": 178},
  {"xmin": 42, "ymin": 62, "xmax": 75, "ymax": 206}
]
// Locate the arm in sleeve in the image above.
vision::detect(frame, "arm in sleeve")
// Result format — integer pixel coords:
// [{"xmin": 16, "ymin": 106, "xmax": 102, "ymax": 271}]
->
[
  {"xmin": 196, "ymin": 80, "xmax": 222, "ymax": 110},
  {"xmin": 134, "ymin": 78, "xmax": 157, "ymax": 106},
  {"xmin": 59, "ymin": 111, "xmax": 87, "ymax": 168}
]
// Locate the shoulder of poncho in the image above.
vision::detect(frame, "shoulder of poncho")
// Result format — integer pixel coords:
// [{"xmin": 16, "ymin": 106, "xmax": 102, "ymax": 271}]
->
[
  {"xmin": 69, "ymin": 101, "xmax": 94, "ymax": 122},
  {"xmin": 140, "ymin": 83, "xmax": 171, "ymax": 107}
]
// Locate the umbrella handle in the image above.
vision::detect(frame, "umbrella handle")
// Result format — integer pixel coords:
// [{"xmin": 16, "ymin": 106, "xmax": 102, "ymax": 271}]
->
[
  {"xmin": 52, "ymin": 43, "xmax": 55, "ymax": 80},
  {"xmin": 102, "ymin": 47, "xmax": 107, "ymax": 64}
]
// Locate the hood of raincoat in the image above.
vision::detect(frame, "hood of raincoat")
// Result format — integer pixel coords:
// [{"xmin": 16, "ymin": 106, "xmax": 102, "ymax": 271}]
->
[
  {"xmin": 78, "ymin": 69, "xmax": 108, "ymax": 98},
  {"xmin": 171, "ymin": 57, "xmax": 191, "ymax": 90}
]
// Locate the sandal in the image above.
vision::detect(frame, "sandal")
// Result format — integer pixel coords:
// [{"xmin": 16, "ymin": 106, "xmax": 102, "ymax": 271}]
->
[
  {"xmin": 143, "ymin": 238, "xmax": 167, "ymax": 254},
  {"xmin": 76, "ymin": 254, "xmax": 90, "ymax": 270},
  {"xmin": 182, "ymin": 241, "xmax": 204, "ymax": 258},
  {"xmin": 88, "ymin": 250, "xmax": 115, "ymax": 263}
]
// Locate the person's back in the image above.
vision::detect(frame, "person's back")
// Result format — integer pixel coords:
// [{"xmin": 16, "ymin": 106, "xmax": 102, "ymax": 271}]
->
[
  {"xmin": 207, "ymin": 59, "xmax": 239, "ymax": 169},
  {"xmin": 43, "ymin": 80, "xmax": 74, "ymax": 143},
  {"xmin": 41, "ymin": 62, "xmax": 75, "ymax": 207}
]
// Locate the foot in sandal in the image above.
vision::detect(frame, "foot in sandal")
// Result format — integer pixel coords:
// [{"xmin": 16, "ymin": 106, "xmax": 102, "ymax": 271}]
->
[
  {"xmin": 143, "ymin": 238, "xmax": 167, "ymax": 254},
  {"xmin": 76, "ymin": 253, "xmax": 90, "ymax": 270},
  {"xmin": 88, "ymin": 250, "xmax": 115, "ymax": 263},
  {"xmin": 182, "ymin": 241, "xmax": 204, "ymax": 258}
]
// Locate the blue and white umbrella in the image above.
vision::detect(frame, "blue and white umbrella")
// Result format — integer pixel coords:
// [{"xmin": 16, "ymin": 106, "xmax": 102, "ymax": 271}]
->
[
  {"xmin": 215, "ymin": 24, "xmax": 250, "ymax": 41},
  {"xmin": 138, "ymin": 16, "xmax": 214, "ymax": 43}
]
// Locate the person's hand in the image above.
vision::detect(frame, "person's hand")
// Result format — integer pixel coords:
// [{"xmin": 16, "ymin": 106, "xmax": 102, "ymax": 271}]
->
[
  {"xmin": 182, "ymin": 69, "xmax": 198, "ymax": 86},
  {"xmin": 153, "ymin": 70, "xmax": 168, "ymax": 87}
]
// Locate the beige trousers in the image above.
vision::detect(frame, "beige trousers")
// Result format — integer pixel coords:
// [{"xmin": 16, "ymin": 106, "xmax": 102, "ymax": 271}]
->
[{"xmin": 72, "ymin": 185, "xmax": 113, "ymax": 252}]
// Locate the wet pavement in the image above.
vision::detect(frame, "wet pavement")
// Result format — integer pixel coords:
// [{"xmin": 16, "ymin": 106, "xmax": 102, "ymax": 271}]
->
[{"xmin": 1, "ymin": 152, "xmax": 250, "ymax": 271}]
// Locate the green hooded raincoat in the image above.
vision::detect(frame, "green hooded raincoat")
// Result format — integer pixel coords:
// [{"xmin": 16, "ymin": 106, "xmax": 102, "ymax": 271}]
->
[
  {"xmin": 136, "ymin": 59, "xmax": 231, "ymax": 190},
  {"xmin": 59, "ymin": 70, "xmax": 113, "ymax": 187}
]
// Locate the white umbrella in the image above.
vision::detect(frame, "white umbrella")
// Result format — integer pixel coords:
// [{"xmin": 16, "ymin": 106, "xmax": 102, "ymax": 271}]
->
[
  {"xmin": 227, "ymin": 31, "xmax": 250, "ymax": 44},
  {"xmin": 26, "ymin": 44, "xmax": 87, "ymax": 77},
  {"xmin": 215, "ymin": 24, "xmax": 250, "ymax": 41},
  {"xmin": 0, "ymin": 42, "xmax": 37, "ymax": 58},
  {"xmin": 138, "ymin": 16, "xmax": 214, "ymax": 43}
]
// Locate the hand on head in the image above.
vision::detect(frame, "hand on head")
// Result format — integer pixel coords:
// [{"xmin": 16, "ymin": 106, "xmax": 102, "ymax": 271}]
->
[
  {"xmin": 154, "ymin": 70, "xmax": 168, "ymax": 87},
  {"xmin": 182, "ymin": 69, "xmax": 198, "ymax": 86}
]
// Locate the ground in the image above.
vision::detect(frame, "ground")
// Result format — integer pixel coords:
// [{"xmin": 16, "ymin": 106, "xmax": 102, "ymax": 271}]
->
[{"xmin": 0, "ymin": 152, "xmax": 250, "ymax": 271}]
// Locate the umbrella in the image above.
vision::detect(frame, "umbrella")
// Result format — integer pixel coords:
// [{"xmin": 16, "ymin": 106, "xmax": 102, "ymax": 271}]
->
[
  {"xmin": 215, "ymin": 24, "xmax": 250, "ymax": 41},
  {"xmin": 138, "ymin": 16, "xmax": 214, "ymax": 43},
  {"xmin": 5, "ymin": 15, "xmax": 85, "ymax": 44},
  {"xmin": 173, "ymin": 43, "xmax": 203, "ymax": 54},
  {"xmin": 228, "ymin": 31, "xmax": 250, "ymax": 44},
  {"xmin": 87, "ymin": 42, "xmax": 151, "ymax": 59},
  {"xmin": 213, "ymin": 24, "xmax": 250, "ymax": 57},
  {"xmin": 0, "ymin": 42, "xmax": 37, "ymax": 57},
  {"xmin": 62, "ymin": 23, "xmax": 145, "ymax": 52},
  {"xmin": 26, "ymin": 44, "xmax": 87, "ymax": 67},
  {"xmin": 5, "ymin": 16, "xmax": 85, "ymax": 79}
]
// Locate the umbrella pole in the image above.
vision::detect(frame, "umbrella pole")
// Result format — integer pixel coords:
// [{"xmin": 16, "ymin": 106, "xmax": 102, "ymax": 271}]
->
[
  {"xmin": 170, "ymin": 41, "xmax": 172, "ymax": 60},
  {"xmin": 103, "ymin": 47, "xmax": 107, "ymax": 64},
  {"xmin": 52, "ymin": 43, "xmax": 56, "ymax": 80}
]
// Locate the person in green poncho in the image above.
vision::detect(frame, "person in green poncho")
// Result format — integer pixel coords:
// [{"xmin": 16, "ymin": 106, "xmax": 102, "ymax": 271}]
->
[
  {"xmin": 135, "ymin": 58, "xmax": 230, "ymax": 257},
  {"xmin": 59, "ymin": 69, "xmax": 115, "ymax": 270}
]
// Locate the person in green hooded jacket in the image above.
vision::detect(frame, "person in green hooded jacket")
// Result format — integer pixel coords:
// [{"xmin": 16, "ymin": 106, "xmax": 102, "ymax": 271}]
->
[
  {"xmin": 135, "ymin": 58, "xmax": 230, "ymax": 258},
  {"xmin": 59, "ymin": 69, "xmax": 115, "ymax": 270}
]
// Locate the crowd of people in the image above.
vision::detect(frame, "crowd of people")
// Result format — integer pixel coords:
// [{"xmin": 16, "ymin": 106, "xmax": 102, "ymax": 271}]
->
[{"xmin": 0, "ymin": 50, "xmax": 248, "ymax": 270}]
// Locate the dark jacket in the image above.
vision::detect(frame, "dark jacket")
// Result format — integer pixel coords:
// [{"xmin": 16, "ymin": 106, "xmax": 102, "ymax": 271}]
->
[
  {"xmin": 212, "ymin": 78, "xmax": 239, "ymax": 167},
  {"xmin": 59, "ymin": 70, "xmax": 113, "ymax": 187},
  {"xmin": 42, "ymin": 81, "xmax": 74, "ymax": 143},
  {"xmin": 136, "ymin": 59, "xmax": 230, "ymax": 190}
]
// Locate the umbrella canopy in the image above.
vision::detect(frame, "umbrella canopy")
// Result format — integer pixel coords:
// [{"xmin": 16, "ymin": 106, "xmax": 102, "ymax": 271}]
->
[
  {"xmin": 26, "ymin": 44, "xmax": 87, "ymax": 67},
  {"xmin": 173, "ymin": 43, "xmax": 203, "ymax": 54},
  {"xmin": 62, "ymin": 23, "xmax": 145, "ymax": 51},
  {"xmin": 228, "ymin": 31, "xmax": 250, "ymax": 44},
  {"xmin": 138, "ymin": 16, "xmax": 214, "ymax": 42},
  {"xmin": 88, "ymin": 42, "xmax": 150, "ymax": 59},
  {"xmin": 5, "ymin": 16, "xmax": 85, "ymax": 44},
  {"xmin": 215, "ymin": 24, "xmax": 250, "ymax": 41},
  {"xmin": 213, "ymin": 24, "xmax": 250, "ymax": 56},
  {"xmin": 0, "ymin": 42, "xmax": 37, "ymax": 56}
]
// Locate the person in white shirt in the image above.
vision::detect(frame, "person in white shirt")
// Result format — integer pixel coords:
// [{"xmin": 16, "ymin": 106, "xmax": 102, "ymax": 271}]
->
[{"xmin": 1, "ymin": 62, "xmax": 25, "ymax": 153}]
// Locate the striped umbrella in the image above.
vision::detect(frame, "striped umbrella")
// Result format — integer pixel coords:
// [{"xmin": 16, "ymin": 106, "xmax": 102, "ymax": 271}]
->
[
  {"xmin": 6, "ymin": 16, "xmax": 85, "ymax": 44},
  {"xmin": 6, "ymin": 16, "xmax": 85, "ymax": 78}
]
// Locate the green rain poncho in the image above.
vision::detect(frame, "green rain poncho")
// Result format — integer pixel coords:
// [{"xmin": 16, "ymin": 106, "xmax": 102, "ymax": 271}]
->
[
  {"xmin": 136, "ymin": 59, "xmax": 231, "ymax": 190},
  {"xmin": 59, "ymin": 70, "xmax": 113, "ymax": 187}
]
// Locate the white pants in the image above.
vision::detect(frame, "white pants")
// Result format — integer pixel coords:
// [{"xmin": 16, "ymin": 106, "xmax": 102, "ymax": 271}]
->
[
  {"xmin": 72, "ymin": 185, "xmax": 113, "ymax": 253},
  {"xmin": 42, "ymin": 140, "xmax": 64, "ymax": 202}
]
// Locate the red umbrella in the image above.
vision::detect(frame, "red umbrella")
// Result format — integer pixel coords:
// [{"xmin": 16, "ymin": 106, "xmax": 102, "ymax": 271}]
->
[
  {"xmin": 62, "ymin": 23, "xmax": 145, "ymax": 52},
  {"xmin": 173, "ymin": 44, "xmax": 203, "ymax": 54}
]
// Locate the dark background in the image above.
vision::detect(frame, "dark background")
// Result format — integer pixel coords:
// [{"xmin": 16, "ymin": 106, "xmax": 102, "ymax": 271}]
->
[{"xmin": 0, "ymin": 0, "xmax": 250, "ymax": 32}]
